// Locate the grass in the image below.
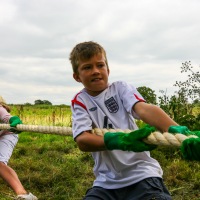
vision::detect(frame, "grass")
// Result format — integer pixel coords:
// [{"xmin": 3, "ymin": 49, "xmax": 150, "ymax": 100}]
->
[
  {"xmin": 1, "ymin": 133, "xmax": 200, "ymax": 200},
  {"xmin": 0, "ymin": 133, "xmax": 94, "ymax": 200},
  {"xmin": 0, "ymin": 105, "xmax": 200, "ymax": 199},
  {"xmin": 152, "ymin": 148, "xmax": 200, "ymax": 200}
]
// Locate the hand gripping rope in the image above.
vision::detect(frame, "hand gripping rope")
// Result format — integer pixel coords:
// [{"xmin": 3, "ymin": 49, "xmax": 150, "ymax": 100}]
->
[{"xmin": 0, "ymin": 124, "xmax": 198, "ymax": 147}]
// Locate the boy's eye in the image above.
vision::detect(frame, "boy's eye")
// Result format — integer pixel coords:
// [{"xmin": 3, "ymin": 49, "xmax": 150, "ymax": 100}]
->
[
  {"xmin": 98, "ymin": 64, "xmax": 104, "ymax": 68},
  {"xmin": 83, "ymin": 66, "xmax": 91, "ymax": 70}
]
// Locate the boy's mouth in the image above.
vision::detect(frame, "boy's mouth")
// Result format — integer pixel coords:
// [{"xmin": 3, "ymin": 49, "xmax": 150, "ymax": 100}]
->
[{"xmin": 92, "ymin": 78, "xmax": 102, "ymax": 82}]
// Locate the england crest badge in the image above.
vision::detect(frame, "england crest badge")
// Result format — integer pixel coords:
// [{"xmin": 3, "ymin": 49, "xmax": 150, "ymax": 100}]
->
[{"xmin": 105, "ymin": 97, "xmax": 119, "ymax": 113}]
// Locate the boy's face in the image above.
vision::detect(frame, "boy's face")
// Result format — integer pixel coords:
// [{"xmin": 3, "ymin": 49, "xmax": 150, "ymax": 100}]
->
[{"xmin": 73, "ymin": 53, "xmax": 110, "ymax": 96}]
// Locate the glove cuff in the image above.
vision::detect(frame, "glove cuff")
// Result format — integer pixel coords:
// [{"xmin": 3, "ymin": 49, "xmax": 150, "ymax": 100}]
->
[
  {"xmin": 180, "ymin": 138, "xmax": 200, "ymax": 161},
  {"xmin": 168, "ymin": 125, "xmax": 190, "ymax": 135}
]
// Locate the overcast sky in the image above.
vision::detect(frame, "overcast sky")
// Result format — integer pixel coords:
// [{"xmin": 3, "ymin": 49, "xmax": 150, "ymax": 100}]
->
[{"xmin": 0, "ymin": 0, "xmax": 200, "ymax": 105}]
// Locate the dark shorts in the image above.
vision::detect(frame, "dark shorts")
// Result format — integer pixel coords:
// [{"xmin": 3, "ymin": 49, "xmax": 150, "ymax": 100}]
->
[{"xmin": 83, "ymin": 177, "xmax": 172, "ymax": 200}]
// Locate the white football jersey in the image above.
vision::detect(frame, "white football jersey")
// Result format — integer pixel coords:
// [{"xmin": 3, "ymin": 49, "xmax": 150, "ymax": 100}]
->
[{"xmin": 71, "ymin": 81, "xmax": 163, "ymax": 189}]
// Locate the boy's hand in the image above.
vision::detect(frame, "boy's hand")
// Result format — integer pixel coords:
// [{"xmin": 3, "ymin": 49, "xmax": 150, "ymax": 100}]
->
[
  {"xmin": 168, "ymin": 125, "xmax": 196, "ymax": 136},
  {"xmin": 104, "ymin": 126, "xmax": 157, "ymax": 152},
  {"xmin": 180, "ymin": 137, "xmax": 200, "ymax": 161},
  {"xmin": 9, "ymin": 116, "xmax": 23, "ymax": 127}
]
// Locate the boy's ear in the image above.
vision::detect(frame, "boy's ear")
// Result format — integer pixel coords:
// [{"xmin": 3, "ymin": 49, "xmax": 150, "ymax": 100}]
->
[{"xmin": 73, "ymin": 73, "xmax": 81, "ymax": 82}]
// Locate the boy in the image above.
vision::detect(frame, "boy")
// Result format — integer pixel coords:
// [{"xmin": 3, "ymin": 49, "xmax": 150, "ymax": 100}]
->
[{"xmin": 69, "ymin": 41, "xmax": 178, "ymax": 200}]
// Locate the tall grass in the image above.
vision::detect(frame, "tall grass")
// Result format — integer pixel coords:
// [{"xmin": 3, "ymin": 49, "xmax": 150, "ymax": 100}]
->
[
  {"xmin": 0, "ymin": 105, "xmax": 200, "ymax": 200},
  {"xmin": 10, "ymin": 105, "xmax": 72, "ymax": 126}
]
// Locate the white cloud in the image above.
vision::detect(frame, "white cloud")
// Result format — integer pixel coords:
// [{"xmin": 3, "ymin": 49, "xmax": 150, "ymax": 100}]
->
[{"xmin": 0, "ymin": 0, "xmax": 200, "ymax": 105}]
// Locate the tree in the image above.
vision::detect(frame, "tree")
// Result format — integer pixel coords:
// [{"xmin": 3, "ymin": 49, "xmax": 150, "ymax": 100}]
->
[
  {"xmin": 43, "ymin": 100, "xmax": 52, "ymax": 105},
  {"xmin": 34, "ymin": 100, "xmax": 52, "ymax": 105},
  {"xmin": 158, "ymin": 89, "xmax": 192, "ymax": 119},
  {"xmin": 193, "ymin": 99, "xmax": 199, "ymax": 105},
  {"xmin": 24, "ymin": 102, "xmax": 32, "ymax": 106},
  {"xmin": 157, "ymin": 61, "xmax": 200, "ymax": 130},
  {"xmin": 174, "ymin": 61, "xmax": 200, "ymax": 102},
  {"xmin": 137, "ymin": 86, "xmax": 157, "ymax": 104},
  {"xmin": 34, "ymin": 99, "xmax": 44, "ymax": 105}
]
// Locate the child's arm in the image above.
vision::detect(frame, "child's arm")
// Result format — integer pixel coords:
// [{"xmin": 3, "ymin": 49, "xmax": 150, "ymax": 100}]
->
[
  {"xmin": 133, "ymin": 102, "xmax": 178, "ymax": 132},
  {"xmin": 75, "ymin": 127, "xmax": 156, "ymax": 152},
  {"xmin": 75, "ymin": 131, "xmax": 106, "ymax": 152},
  {"xmin": 0, "ymin": 106, "xmax": 11, "ymax": 123}
]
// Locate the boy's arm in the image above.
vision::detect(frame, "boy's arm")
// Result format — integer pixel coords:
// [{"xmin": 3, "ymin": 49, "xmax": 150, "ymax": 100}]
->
[
  {"xmin": 133, "ymin": 102, "xmax": 178, "ymax": 132},
  {"xmin": 75, "ymin": 127, "xmax": 156, "ymax": 152},
  {"xmin": 75, "ymin": 131, "xmax": 106, "ymax": 152}
]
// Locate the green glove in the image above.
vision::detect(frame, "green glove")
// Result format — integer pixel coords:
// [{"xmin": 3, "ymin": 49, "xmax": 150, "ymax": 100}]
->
[
  {"xmin": 9, "ymin": 116, "xmax": 23, "ymax": 127},
  {"xmin": 168, "ymin": 126, "xmax": 196, "ymax": 136},
  {"xmin": 180, "ymin": 138, "xmax": 200, "ymax": 161},
  {"xmin": 104, "ymin": 126, "xmax": 157, "ymax": 152},
  {"xmin": 192, "ymin": 131, "xmax": 200, "ymax": 137}
]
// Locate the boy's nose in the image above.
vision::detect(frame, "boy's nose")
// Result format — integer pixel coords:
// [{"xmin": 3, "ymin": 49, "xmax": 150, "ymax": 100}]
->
[{"xmin": 92, "ymin": 66, "xmax": 100, "ymax": 74}]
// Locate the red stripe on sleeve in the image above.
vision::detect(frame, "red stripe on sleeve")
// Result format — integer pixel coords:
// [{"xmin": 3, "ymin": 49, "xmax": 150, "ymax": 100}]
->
[
  {"xmin": 71, "ymin": 92, "xmax": 87, "ymax": 110},
  {"xmin": 134, "ymin": 94, "xmax": 145, "ymax": 102}
]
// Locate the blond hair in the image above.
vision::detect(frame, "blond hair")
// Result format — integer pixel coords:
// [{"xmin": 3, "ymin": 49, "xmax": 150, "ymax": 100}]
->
[
  {"xmin": 0, "ymin": 96, "xmax": 11, "ymax": 112},
  {"xmin": 69, "ymin": 41, "xmax": 109, "ymax": 74}
]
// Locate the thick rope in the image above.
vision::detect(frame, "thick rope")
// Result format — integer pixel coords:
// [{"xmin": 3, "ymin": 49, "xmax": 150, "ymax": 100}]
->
[{"xmin": 0, "ymin": 124, "xmax": 198, "ymax": 147}]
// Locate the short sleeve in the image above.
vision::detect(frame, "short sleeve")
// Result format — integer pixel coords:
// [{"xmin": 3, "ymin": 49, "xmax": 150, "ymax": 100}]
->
[
  {"xmin": 71, "ymin": 94, "xmax": 93, "ymax": 139},
  {"xmin": 116, "ymin": 81, "xmax": 145, "ymax": 119}
]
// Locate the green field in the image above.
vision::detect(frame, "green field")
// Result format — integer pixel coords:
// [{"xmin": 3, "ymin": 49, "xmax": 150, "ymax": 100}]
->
[{"xmin": 0, "ymin": 105, "xmax": 200, "ymax": 200}]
